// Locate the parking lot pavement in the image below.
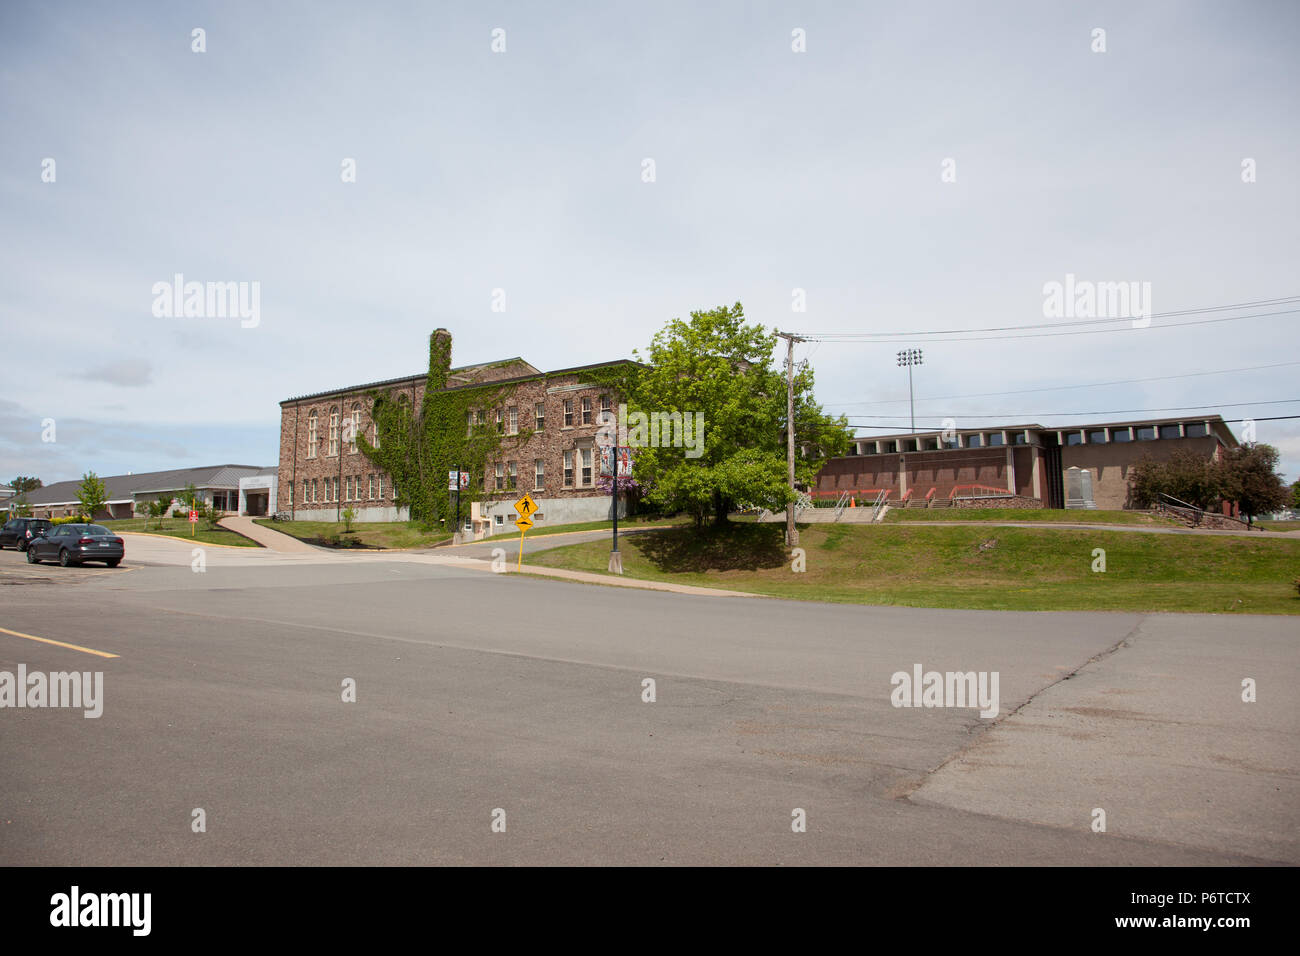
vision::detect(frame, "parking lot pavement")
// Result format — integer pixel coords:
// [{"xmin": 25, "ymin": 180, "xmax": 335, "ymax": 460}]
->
[
  {"xmin": 912, "ymin": 613, "xmax": 1300, "ymax": 862},
  {"xmin": 2, "ymin": 550, "xmax": 1296, "ymax": 865}
]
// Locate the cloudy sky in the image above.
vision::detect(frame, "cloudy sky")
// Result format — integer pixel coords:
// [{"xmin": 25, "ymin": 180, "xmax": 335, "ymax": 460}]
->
[{"xmin": 2, "ymin": 0, "xmax": 1297, "ymax": 487}]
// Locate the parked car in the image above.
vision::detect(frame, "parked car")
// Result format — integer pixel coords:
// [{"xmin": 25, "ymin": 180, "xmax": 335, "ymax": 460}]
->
[
  {"xmin": 0, "ymin": 517, "xmax": 54, "ymax": 552},
  {"xmin": 26, "ymin": 523, "xmax": 124, "ymax": 567}
]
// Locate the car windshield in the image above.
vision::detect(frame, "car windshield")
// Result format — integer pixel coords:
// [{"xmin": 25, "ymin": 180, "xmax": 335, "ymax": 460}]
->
[{"xmin": 87, "ymin": 525, "xmax": 111, "ymax": 535}]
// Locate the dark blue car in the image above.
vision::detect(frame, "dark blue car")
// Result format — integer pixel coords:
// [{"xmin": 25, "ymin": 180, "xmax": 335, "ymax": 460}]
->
[{"xmin": 27, "ymin": 523, "xmax": 125, "ymax": 567}]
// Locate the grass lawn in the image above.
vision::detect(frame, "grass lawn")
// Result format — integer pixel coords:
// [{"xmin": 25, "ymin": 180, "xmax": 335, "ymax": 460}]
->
[
  {"xmin": 1258, "ymin": 520, "xmax": 1300, "ymax": 532},
  {"xmin": 883, "ymin": 507, "xmax": 1182, "ymax": 526},
  {"xmin": 477, "ymin": 514, "xmax": 690, "ymax": 543},
  {"xmin": 253, "ymin": 519, "xmax": 451, "ymax": 550},
  {"xmin": 99, "ymin": 518, "xmax": 260, "ymax": 548},
  {"xmin": 528, "ymin": 521, "xmax": 1300, "ymax": 614}
]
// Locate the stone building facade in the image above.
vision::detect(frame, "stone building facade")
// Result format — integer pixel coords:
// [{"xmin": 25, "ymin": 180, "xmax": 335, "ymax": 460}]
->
[{"xmin": 278, "ymin": 330, "xmax": 633, "ymax": 533}]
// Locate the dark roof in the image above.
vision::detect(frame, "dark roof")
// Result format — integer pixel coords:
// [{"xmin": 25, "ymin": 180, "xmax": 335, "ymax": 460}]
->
[
  {"xmin": 280, "ymin": 358, "xmax": 541, "ymax": 405},
  {"xmin": 280, "ymin": 358, "xmax": 642, "ymax": 405},
  {"xmin": 19, "ymin": 465, "xmax": 271, "ymax": 505}
]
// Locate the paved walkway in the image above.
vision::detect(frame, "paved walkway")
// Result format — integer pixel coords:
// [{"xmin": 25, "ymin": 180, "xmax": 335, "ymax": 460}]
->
[{"xmin": 218, "ymin": 515, "xmax": 320, "ymax": 553}]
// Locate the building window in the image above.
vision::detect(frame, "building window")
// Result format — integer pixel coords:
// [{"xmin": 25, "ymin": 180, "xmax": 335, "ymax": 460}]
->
[
  {"xmin": 507, "ymin": 461, "xmax": 517, "ymax": 490},
  {"xmin": 563, "ymin": 451, "xmax": 573, "ymax": 487},
  {"xmin": 986, "ymin": 433, "xmax": 1004, "ymax": 447},
  {"xmin": 1112, "ymin": 428, "xmax": 1132, "ymax": 442},
  {"xmin": 563, "ymin": 399, "xmax": 573, "ymax": 427},
  {"xmin": 495, "ymin": 462, "xmax": 504, "ymax": 490},
  {"xmin": 534, "ymin": 459, "xmax": 544, "ymax": 490},
  {"xmin": 1013, "ymin": 431, "xmax": 1028, "ymax": 445},
  {"xmin": 1137, "ymin": 426, "xmax": 1157, "ymax": 440},
  {"xmin": 368, "ymin": 474, "xmax": 375, "ymax": 499},
  {"xmin": 377, "ymin": 475, "xmax": 384, "ymax": 499},
  {"xmin": 495, "ymin": 514, "xmax": 504, "ymax": 526},
  {"xmin": 966, "ymin": 434, "xmax": 981, "ymax": 448},
  {"xmin": 466, "ymin": 410, "xmax": 473, "ymax": 437},
  {"xmin": 1159, "ymin": 424, "xmax": 1181, "ymax": 439},
  {"xmin": 1065, "ymin": 431, "xmax": 1083, "ymax": 446},
  {"xmin": 307, "ymin": 411, "xmax": 319, "ymax": 458},
  {"xmin": 372, "ymin": 424, "xmax": 379, "ymax": 450},
  {"xmin": 495, "ymin": 409, "xmax": 504, "ymax": 433},
  {"xmin": 581, "ymin": 397, "xmax": 592, "ymax": 425},
  {"xmin": 508, "ymin": 407, "xmax": 518, "ymax": 435},
  {"xmin": 349, "ymin": 405, "xmax": 360, "ymax": 453},
  {"xmin": 881, "ymin": 440, "xmax": 898, "ymax": 453},
  {"xmin": 580, "ymin": 448, "xmax": 593, "ymax": 486},
  {"xmin": 1087, "ymin": 429, "xmax": 1107, "ymax": 444},
  {"xmin": 287, "ymin": 482, "xmax": 293, "ymax": 506},
  {"xmin": 1185, "ymin": 422, "xmax": 1208, "ymax": 438},
  {"xmin": 329, "ymin": 411, "xmax": 340, "ymax": 456},
  {"xmin": 535, "ymin": 402, "xmax": 545, "ymax": 430},
  {"xmin": 600, "ymin": 394, "xmax": 611, "ymax": 415}
]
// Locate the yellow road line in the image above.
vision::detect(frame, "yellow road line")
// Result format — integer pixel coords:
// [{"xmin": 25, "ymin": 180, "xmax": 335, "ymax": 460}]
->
[{"xmin": 0, "ymin": 626, "xmax": 120, "ymax": 659}]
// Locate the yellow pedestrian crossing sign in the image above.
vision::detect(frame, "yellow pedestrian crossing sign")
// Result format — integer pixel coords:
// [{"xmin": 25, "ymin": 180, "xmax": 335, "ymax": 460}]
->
[
  {"xmin": 514, "ymin": 494, "xmax": 538, "ymax": 518},
  {"xmin": 514, "ymin": 515, "xmax": 534, "ymax": 531}
]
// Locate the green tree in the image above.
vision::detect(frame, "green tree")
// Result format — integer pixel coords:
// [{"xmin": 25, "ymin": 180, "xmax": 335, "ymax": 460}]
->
[
  {"xmin": 342, "ymin": 506, "xmax": 356, "ymax": 532},
  {"xmin": 179, "ymin": 483, "xmax": 200, "ymax": 511},
  {"xmin": 8, "ymin": 476, "xmax": 42, "ymax": 495},
  {"xmin": 614, "ymin": 302, "xmax": 851, "ymax": 526},
  {"xmin": 1127, "ymin": 450, "xmax": 1219, "ymax": 509},
  {"xmin": 1289, "ymin": 478, "xmax": 1300, "ymax": 510},
  {"xmin": 1215, "ymin": 443, "xmax": 1289, "ymax": 524},
  {"xmin": 76, "ymin": 471, "xmax": 109, "ymax": 519}
]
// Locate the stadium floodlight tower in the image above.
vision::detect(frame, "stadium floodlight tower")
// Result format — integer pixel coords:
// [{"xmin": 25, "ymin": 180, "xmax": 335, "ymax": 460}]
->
[{"xmin": 896, "ymin": 348, "xmax": 923, "ymax": 434}]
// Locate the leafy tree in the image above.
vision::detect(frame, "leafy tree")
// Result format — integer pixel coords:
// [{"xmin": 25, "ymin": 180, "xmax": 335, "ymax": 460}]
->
[
  {"xmin": 76, "ymin": 471, "xmax": 108, "ymax": 519},
  {"xmin": 179, "ymin": 483, "xmax": 201, "ymax": 511},
  {"xmin": 8, "ymin": 476, "xmax": 42, "ymax": 494},
  {"xmin": 1289, "ymin": 479, "xmax": 1300, "ymax": 510},
  {"xmin": 203, "ymin": 502, "xmax": 224, "ymax": 530},
  {"xmin": 611, "ymin": 302, "xmax": 851, "ymax": 526},
  {"xmin": 1216, "ymin": 443, "xmax": 1289, "ymax": 524},
  {"xmin": 1127, "ymin": 450, "xmax": 1219, "ymax": 509},
  {"xmin": 342, "ymin": 506, "xmax": 356, "ymax": 532}
]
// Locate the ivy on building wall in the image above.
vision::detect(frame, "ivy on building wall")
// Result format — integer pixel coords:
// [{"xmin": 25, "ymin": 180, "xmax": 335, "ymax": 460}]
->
[{"xmin": 357, "ymin": 332, "xmax": 523, "ymax": 527}]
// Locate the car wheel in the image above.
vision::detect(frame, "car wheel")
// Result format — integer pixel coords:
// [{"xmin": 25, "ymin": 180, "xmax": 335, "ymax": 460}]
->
[
  {"xmin": 26, "ymin": 547, "xmax": 40, "ymax": 564},
  {"xmin": 59, "ymin": 548, "xmax": 73, "ymax": 567},
  {"xmin": 106, "ymin": 559, "xmax": 120, "ymax": 568}
]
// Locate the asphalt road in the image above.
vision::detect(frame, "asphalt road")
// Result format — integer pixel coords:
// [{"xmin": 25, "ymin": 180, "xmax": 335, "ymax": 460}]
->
[{"xmin": 0, "ymin": 537, "xmax": 1294, "ymax": 865}]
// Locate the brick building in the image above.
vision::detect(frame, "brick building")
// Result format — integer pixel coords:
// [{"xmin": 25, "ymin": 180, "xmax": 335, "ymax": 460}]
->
[
  {"xmin": 278, "ymin": 330, "xmax": 634, "ymax": 534},
  {"xmin": 815, "ymin": 416, "xmax": 1239, "ymax": 510}
]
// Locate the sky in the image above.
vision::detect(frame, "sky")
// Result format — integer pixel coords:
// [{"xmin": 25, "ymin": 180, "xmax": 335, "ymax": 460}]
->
[{"xmin": 1, "ymin": 0, "xmax": 1297, "ymax": 487}]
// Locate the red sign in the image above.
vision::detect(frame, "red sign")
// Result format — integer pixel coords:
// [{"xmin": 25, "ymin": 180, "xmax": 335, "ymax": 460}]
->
[{"xmin": 188, "ymin": 510, "xmax": 198, "ymax": 523}]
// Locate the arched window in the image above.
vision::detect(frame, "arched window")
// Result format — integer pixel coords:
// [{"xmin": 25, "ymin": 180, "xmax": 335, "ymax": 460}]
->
[
  {"xmin": 307, "ymin": 410, "xmax": 319, "ymax": 459},
  {"xmin": 349, "ymin": 404, "xmax": 361, "ymax": 453},
  {"xmin": 329, "ymin": 410, "xmax": 340, "ymax": 456}
]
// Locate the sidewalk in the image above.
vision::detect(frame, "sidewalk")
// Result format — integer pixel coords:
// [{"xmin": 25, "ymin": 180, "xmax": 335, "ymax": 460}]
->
[{"xmin": 219, "ymin": 516, "xmax": 320, "ymax": 553}]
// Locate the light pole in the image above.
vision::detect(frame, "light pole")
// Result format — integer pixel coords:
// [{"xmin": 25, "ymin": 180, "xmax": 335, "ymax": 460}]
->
[{"xmin": 897, "ymin": 348, "xmax": 923, "ymax": 433}]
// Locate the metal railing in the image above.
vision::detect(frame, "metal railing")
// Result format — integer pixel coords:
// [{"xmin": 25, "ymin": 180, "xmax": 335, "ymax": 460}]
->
[
  {"xmin": 870, "ymin": 488, "xmax": 889, "ymax": 522},
  {"xmin": 833, "ymin": 490, "xmax": 851, "ymax": 521}
]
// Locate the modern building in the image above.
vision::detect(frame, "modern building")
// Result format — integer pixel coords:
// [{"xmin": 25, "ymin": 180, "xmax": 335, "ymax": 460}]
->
[
  {"xmin": 815, "ymin": 416, "xmax": 1239, "ymax": 510},
  {"xmin": 278, "ymin": 329, "xmax": 634, "ymax": 534},
  {"xmin": 16, "ymin": 465, "xmax": 275, "ymax": 520}
]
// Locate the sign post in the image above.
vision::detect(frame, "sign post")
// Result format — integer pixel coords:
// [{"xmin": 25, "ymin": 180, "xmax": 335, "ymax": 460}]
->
[
  {"xmin": 513, "ymin": 493, "xmax": 538, "ymax": 571},
  {"xmin": 601, "ymin": 446, "xmax": 630, "ymax": 575},
  {"xmin": 188, "ymin": 508, "xmax": 198, "ymax": 537},
  {"xmin": 449, "ymin": 469, "xmax": 461, "ymax": 544}
]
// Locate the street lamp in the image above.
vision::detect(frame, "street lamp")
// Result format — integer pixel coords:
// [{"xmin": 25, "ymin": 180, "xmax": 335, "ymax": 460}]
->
[{"xmin": 896, "ymin": 348, "xmax": 923, "ymax": 434}]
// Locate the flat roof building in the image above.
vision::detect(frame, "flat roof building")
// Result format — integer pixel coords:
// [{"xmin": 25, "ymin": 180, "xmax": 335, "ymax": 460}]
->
[
  {"xmin": 816, "ymin": 416, "xmax": 1239, "ymax": 510},
  {"xmin": 16, "ymin": 465, "xmax": 275, "ymax": 520}
]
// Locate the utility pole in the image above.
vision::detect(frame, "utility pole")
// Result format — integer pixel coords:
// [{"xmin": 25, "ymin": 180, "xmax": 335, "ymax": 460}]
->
[{"xmin": 777, "ymin": 332, "xmax": 805, "ymax": 546}]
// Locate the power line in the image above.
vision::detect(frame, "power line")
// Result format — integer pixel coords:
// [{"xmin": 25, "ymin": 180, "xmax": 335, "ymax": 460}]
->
[
  {"xmin": 825, "ymin": 361, "xmax": 1300, "ymax": 408},
  {"xmin": 794, "ymin": 299, "xmax": 1300, "ymax": 344},
  {"xmin": 847, "ymin": 414, "xmax": 1300, "ymax": 432},
  {"xmin": 842, "ymin": 399, "xmax": 1300, "ymax": 423}
]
